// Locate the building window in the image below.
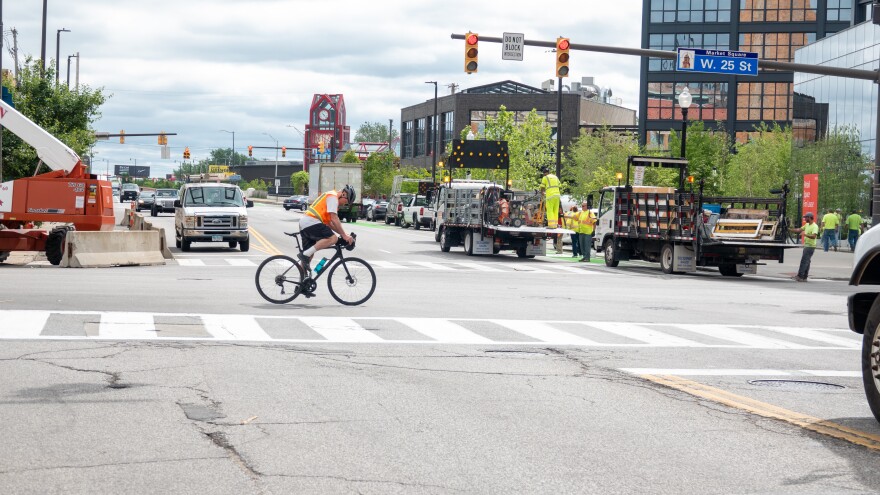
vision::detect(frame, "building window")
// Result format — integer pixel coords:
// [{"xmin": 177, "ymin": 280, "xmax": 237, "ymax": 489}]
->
[
  {"xmin": 827, "ymin": 0, "xmax": 853, "ymax": 21},
  {"xmin": 646, "ymin": 82, "xmax": 729, "ymax": 121},
  {"xmin": 402, "ymin": 121, "xmax": 412, "ymax": 158},
  {"xmin": 414, "ymin": 118, "xmax": 425, "ymax": 156},
  {"xmin": 442, "ymin": 111, "xmax": 454, "ymax": 150},
  {"xmin": 467, "ymin": 109, "xmax": 557, "ymax": 137},
  {"xmin": 648, "ymin": 33, "xmax": 731, "ymax": 71},
  {"xmin": 738, "ymin": 32, "xmax": 816, "ymax": 63},
  {"xmin": 650, "ymin": 0, "xmax": 732, "ymax": 23},
  {"xmin": 739, "ymin": 0, "xmax": 817, "ymax": 22},
  {"xmin": 426, "ymin": 115, "xmax": 435, "ymax": 158},
  {"xmin": 736, "ymin": 82, "xmax": 792, "ymax": 121}
]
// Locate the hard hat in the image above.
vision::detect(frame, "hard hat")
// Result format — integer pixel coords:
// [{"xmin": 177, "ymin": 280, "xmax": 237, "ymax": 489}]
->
[{"xmin": 804, "ymin": 212, "xmax": 814, "ymax": 219}]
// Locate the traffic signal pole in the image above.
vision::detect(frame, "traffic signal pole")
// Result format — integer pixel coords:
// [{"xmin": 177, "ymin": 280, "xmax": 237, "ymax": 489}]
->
[{"xmin": 451, "ymin": 33, "xmax": 880, "ymax": 225}]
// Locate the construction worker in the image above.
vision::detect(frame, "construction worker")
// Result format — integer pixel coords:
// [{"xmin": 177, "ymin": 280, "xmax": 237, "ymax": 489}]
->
[
  {"xmin": 577, "ymin": 200, "xmax": 596, "ymax": 262},
  {"xmin": 565, "ymin": 206, "xmax": 580, "ymax": 257},
  {"xmin": 540, "ymin": 166, "xmax": 561, "ymax": 228}
]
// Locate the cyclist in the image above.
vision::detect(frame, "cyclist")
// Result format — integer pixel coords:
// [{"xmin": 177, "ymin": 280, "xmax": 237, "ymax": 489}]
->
[{"xmin": 297, "ymin": 185, "xmax": 356, "ymax": 271}]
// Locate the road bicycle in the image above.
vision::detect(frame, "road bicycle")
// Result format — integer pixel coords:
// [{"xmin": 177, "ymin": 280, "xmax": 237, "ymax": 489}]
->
[{"xmin": 255, "ymin": 231, "xmax": 376, "ymax": 306}]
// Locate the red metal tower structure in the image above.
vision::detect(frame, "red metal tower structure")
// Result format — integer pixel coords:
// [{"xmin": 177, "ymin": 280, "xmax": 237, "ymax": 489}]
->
[{"xmin": 303, "ymin": 94, "xmax": 350, "ymax": 172}]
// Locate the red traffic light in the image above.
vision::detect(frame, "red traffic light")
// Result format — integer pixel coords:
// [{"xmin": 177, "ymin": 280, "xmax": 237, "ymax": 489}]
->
[
  {"xmin": 466, "ymin": 33, "xmax": 478, "ymax": 45},
  {"xmin": 557, "ymin": 38, "xmax": 570, "ymax": 51}
]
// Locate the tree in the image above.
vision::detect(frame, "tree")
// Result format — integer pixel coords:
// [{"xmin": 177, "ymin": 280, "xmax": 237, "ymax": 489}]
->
[
  {"xmin": 340, "ymin": 150, "xmax": 359, "ymax": 163},
  {"xmin": 563, "ymin": 126, "xmax": 641, "ymax": 200},
  {"xmin": 725, "ymin": 123, "xmax": 792, "ymax": 197},
  {"xmin": 354, "ymin": 121, "xmax": 397, "ymax": 143},
  {"xmin": 2, "ymin": 56, "xmax": 106, "ymax": 181},
  {"xmin": 792, "ymin": 126, "xmax": 873, "ymax": 214},
  {"xmin": 290, "ymin": 171, "xmax": 309, "ymax": 194},
  {"xmin": 363, "ymin": 151, "xmax": 395, "ymax": 198},
  {"xmin": 668, "ymin": 121, "xmax": 731, "ymax": 195},
  {"xmin": 206, "ymin": 148, "xmax": 248, "ymax": 168}
]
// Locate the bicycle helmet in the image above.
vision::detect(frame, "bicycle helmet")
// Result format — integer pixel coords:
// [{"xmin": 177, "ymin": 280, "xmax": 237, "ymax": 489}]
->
[{"xmin": 342, "ymin": 184, "xmax": 356, "ymax": 204}]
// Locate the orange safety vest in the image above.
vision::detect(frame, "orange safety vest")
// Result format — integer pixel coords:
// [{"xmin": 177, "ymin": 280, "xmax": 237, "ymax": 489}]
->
[{"xmin": 305, "ymin": 191, "xmax": 338, "ymax": 224}]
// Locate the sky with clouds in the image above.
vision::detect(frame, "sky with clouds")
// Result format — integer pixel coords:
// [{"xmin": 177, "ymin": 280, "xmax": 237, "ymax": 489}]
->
[{"xmin": 5, "ymin": 1, "xmax": 643, "ymax": 178}]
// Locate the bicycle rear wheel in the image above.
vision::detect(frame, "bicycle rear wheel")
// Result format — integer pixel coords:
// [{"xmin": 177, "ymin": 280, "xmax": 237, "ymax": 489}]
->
[
  {"xmin": 255, "ymin": 255, "xmax": 305, "ymax": 304},
  {"xmin": 326, "ymin": 257, "xmax": 377, "ymax": 306}
]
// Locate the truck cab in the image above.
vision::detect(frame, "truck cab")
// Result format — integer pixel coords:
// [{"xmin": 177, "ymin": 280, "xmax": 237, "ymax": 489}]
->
[
  {"xmin": 847, "ymin": 224, "xmax": 880, "ymax": 423},
  {"xmin": 174, "ymin": 182, "xmax": 253, "ymax": 252}
]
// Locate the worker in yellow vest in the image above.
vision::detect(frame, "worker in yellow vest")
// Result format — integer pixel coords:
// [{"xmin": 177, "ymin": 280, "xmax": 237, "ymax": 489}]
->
[
  {"xmin": 540, "ymin": 166, "xmax": 561, "ymax": 229},
  {"xmin": 565, "ymin": 206, "xmax": 580, "ymax": 257},
  {"xmin": 577, "ymin": 200, "xmax": 596, "ymax": 262}
]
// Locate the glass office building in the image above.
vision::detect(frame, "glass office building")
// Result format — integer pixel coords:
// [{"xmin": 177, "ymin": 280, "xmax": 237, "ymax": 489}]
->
[
  {"xmin": 640, "ymin": 0, "xmax": 856, "ymax": 149},
  {"xmin": 794, "ymin": 21, "xmax": 880, "ymax": 157}
]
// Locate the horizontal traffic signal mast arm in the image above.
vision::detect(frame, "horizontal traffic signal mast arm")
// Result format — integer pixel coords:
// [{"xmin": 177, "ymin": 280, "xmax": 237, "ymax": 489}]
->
[
  {"xmin": 249, "ymin": 146, "xmax": 313, "ymax": 150},
  {"xmin": 94, "ymin": 132, "xmax": 178, "ymax": 139},
  {"xmin": 449, "ymin": 33, "xmax": 880, "ymax": 82}
]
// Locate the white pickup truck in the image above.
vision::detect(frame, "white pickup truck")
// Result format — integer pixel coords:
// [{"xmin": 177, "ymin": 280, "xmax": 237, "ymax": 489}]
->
[
  {"xmin": 400, "ymin": 195, "xmax": 435, "ymax": 230},
  {"xmin": 848, "ymin": 223, "xmax": 880, "ymax": 423}
]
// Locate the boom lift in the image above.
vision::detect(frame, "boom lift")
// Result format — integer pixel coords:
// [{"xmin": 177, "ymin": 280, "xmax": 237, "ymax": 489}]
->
[{"xmin": 0, "ymin": 99, "xmax": 115, "ymax": 265}]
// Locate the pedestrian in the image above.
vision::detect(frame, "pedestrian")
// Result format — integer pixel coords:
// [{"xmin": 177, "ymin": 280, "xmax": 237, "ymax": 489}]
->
[
  {"xmin": 846, "ymin": 209, "xmax": 863, "ymax": 250},
  {"xmin": 820, "ymin": 208, "xmax": 839, "ymax": 252},
  {"xmin": 791, "ymin": 212, "xmax": 819, "ymax": 282},
  {"xmin": 565, "ymin": 206, "xmax": 580, "ymax": 257},
  {"xmin": 835, "ymin": 208, "xmax": 844, "ymax": 250},
  {"xmin": 577, "ymin": 200, "xmax": 596, "ymax": 262},
  {"xmin": 540, "ymin": 166, "xmax": 561, "ymax": 229}
]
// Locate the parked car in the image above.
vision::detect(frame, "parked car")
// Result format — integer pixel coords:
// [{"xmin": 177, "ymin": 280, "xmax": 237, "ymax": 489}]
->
[
  {"xmin": 283, "ymin": 195, "xmax": 309, "ymax": 211},
  {"xmin": 385, "ymin": 193, "xmax": 413, "ymax": 226},
  {"xmin": 367, "ymin": 201, "xmax": 388, "ymax": 222},
  {"xmin": 151, "ymin": 188, "xmax": 179, "ymax": 216},
  {"xmin": 359, "ymin": 198, "xmax": 377, "ymax": 219},
  {"xmin": 136, "ymin": 191, "xmax": 155, "ymax": 212},
  {"xmin": 120, "ymin": 183, "xmax": 140, "ymax": 203}
]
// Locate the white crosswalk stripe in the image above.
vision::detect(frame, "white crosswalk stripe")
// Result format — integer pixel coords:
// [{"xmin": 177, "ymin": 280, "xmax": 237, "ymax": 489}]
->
[{"xmin": 0, "ymin": 310, "xmax": 860, "ymax": 349}]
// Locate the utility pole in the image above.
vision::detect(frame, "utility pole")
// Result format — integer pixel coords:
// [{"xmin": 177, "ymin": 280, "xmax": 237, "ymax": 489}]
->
[
  {"xmin": 388, "ymin": 119, "xmax": 393, "ymax": 147},
  {"xmin": 425, "ymin": 81, "xmax": 438, "ymax": 182},
  {"xmin": 0, "ymin": 0, "xmax": 4, "ymax": 182},
  {"xmin": 556, "ymin": 77, "xmax": 562, "ymax": 177},
  {"xmin": 55, "ymin": 28, "xmax": 69, "ymax": 86},
  {"xmin": 40, "ymin": 0, "xmax": 47, "ymax": 77}
]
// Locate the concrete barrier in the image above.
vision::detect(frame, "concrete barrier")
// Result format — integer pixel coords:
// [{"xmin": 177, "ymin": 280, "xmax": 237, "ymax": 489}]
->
[
  {"xmin": 140, "ymin": 220, "xmax": 174, "ymax": 259},
  {"xmin": 60, "ymin": 231, "xmax": 166, "ymax": 267}
]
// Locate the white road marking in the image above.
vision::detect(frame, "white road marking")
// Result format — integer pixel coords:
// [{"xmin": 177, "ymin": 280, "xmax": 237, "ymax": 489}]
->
[
  {"xmin": 224, "ymin": 258, "xmax": 257, "ymax": 267},
  {"xmin": 495, "ymin": 320, "xmax": 598, "ymax": 345},
  {"xmin": 451, "ymin": 262, "xmax": 505, "ymax": 272},
  {"xmin": 299, "ymin": 317, "xmax": 384, "ymax": 343},
  {"xmin": 202, "ymin": 314, "xmax": 271, "ymax": 341},
  {"xmin": 1, "ymin": 310, "xmax": 51, "ymax": 338},
  {"xmin": 100, "ymin": 312, "xmax": 157, "ymax": 339},
  {"xmin": 676, "ymin": 324, "xmax": 809, "ymax": 349},
  {"xmin": 370, "ymin": 260, "xmax": 409, "ymax": 269},
  {"xmin": 177, "ymin": 259, "xmax": 206, "ymax": 266},
  {"xmin": 410, "ymin": 261, "xmax": 456, "ymax": 271},
  {"xmin": 588, "ymin": 321, "xmax": 704, "ymax": 347},
  {"xmin": 397, "ymin": 318, "xmax": 493, "ymax": 343}
]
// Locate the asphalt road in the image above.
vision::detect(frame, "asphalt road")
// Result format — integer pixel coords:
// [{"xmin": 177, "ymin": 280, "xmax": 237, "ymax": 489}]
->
[{"xmin": 0, "ymin": 201, "xmax": 877, "ymax": 494}]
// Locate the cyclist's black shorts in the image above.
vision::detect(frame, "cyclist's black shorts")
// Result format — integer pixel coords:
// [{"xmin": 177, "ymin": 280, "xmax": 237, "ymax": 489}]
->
[{"xmin": 300, "ymin": 223, "xmax": 334, "ymax": 250}]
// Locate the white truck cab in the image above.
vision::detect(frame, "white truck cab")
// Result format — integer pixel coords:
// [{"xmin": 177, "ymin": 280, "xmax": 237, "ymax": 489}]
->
[
  {"xmin": 847, "ymin": 223, "xmax": 880, "ymax": 423},
  {"xmin": 174, "ymin": 182, "xmax": 253, "ymax": 252}
]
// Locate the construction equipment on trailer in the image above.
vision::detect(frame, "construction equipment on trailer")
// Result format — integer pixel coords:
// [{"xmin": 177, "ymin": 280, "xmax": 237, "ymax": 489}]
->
[
  {"xmin": 593, "ymin": 155, "xmax": 795, "ymax": 276},
  {"xmin": 0, "ymin": 100, "xmax": 114, "ymax": 265}
]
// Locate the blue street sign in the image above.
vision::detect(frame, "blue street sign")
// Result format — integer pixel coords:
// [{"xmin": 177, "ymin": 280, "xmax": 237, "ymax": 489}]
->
[{"xmin": 676, "ymin": 48, "xmax": 759, "ymax": 76}]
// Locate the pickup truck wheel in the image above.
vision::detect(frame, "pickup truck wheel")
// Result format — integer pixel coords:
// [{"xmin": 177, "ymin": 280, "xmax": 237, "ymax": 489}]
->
[
  {"xmin": 603, "ymin": 238, "xmax": 620, "ymax": 267},
  {"xmin": 862, "ymin": 296, "xmax": 880, "ymax": 423},
  {"xmin": 660, "ymin": 244, "xmax": 674, "ymax": 274},
  {"xmin": 239, "ymin": 239, "xmax": 250, "ymax": 252},
  {"xmin": 414, "ymin": 214, "xmax": 421, "ymax": 230},
  {"xmin": 0, "ymin": 251, "xmax": 9, "ymax": 263},
  {"xmin": 719, "ymin": 264, "xmax": 743, "ymax": 277},
  {"xmin": 440, "ymin": 228, "xmax": 451, "ymax": 252},
  {"xmin": 516, "ymin": 245, "xmax": 527, "ymax": 258},
  {"xmin": 464, "ymin": 231, "xmax": 474, "ymax": 256},
  {"xmin": 182, "ymin": 239, "xmax": 191, "ymax": 252},
  {"xmin": 45, "ymin": 226, "xmax": 69, "ymax": 265},
  {"xmin": 151, "ymin": 206, "xmax": 158, "ymax": 217}
]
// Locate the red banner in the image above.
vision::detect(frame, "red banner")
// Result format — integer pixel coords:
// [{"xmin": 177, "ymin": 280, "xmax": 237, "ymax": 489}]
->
[{"xmin": 802, "ymin": 173, "xmax": 818, "ymax": 222}]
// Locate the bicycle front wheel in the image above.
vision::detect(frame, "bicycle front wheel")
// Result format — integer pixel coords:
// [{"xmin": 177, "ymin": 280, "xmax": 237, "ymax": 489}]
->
[
  {"xmin": 326, "ymin": 257, "xmax": 377, "ymax": 306},
  {"xmin": 255, "ymin": 255, "xmax": 305, "ymax": 304}
]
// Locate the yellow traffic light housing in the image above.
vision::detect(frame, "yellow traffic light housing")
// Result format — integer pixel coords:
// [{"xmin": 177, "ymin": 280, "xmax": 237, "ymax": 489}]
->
[
  {"xmin": 281, "ymin": 146, "xmax": 286, "ymax": 158},
  {"xmin": 555, "ymin": 37, "xmax": 570, "ymax": 78},
  {"xmin": 119, "ymin": 130, "xmax": 125, "ymax": 144},
  {"xmin": 248, "ymin": 145, "xmax": 253, "ymax": 157},
  {"xmin": 318, "ymin": 140, "xmax": 325, "ymax": 154},
  {"xmin": 158, "ymin": 132, "xmax": 167, "ymax": 145},
  {"xmin": 464, "ymin": 32, "xmax": 478, "ymax": 74},
  {"xmin": 183, "ymin": 147, "xmax": 191, "ymax": 159}
]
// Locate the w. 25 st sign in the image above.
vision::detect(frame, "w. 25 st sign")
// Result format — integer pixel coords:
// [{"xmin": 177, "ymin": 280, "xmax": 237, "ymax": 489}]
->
[{"xmin": 676, "ymin": 48, "xmax": 758, "ymax": 76}]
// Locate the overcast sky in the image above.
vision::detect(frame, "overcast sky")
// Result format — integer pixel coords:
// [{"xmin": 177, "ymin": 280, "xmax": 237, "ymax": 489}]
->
[{"xmin": 5, "ymin": 1, "xmax": 642, "ymax": 178}]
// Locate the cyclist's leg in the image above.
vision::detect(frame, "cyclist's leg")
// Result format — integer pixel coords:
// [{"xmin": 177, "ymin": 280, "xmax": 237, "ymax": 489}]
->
[{"xmin": 299, "ymin": 223, "xmax": 336, "ymax": 269}]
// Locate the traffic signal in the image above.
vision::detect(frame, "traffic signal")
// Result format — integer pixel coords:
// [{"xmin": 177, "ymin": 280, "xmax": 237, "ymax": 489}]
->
[
  {"xmin": 281, "ymin": 146, "xmax": 286, "ymax": 158},
  {"xmin": 555, "ymin": 37, "xmax": 570, "ymax": 78},
  {"xmin": 119, "ymin": 130, "xmax": 125, "ymax": 144},
  {"xmin": 248, "ymin": 145, "xmax": 253, "ymax": 157},
  {"xmin": 183, "ymin": 147, "xmax": 190, "ymax": 159},
  {"xmin": 318, "ymin": 141, "xmax": 325, "ymax": 154},
  {"xmin": 464, "ymin": 32, "xmax": 478, "ymax": 74},
  {"xmin": 158, "ymin": 133, "xmax": 167, "ymax": 145}
]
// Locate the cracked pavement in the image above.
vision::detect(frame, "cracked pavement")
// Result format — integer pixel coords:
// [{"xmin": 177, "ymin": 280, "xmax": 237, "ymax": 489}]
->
[{"xmin": 1, "ymin": 340, "xmax": 879, "ymax": 494}]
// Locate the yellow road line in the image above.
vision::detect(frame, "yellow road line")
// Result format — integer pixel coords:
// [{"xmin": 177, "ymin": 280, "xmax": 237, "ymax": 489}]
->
[
  {"xmin": 641, "ymin": 374, "xmax": 880, "ymax": 451},
  {"xmin": 249, "ymin": 227, "xmax": 283, "ymax": 256}
]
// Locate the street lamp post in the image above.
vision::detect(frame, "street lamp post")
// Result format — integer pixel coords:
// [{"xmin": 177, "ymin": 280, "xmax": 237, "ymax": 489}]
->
[
  {"xmin": 220, "ymin": 130, "xmax": 235, "ymax": 167},
  {"xmin": 677, "ymin": 87, "xmax": 692, "ymax": 159},
  {"xmin": 425, "ymin": 81, "xmax": 438, "ymax": 183},
  {"xmin": 55, "ymin": 28, "xmax": 69, "ymax": 86},
  {"xmin": 263, "ymin": 132, "xmax": 279, "ymax": 202}
]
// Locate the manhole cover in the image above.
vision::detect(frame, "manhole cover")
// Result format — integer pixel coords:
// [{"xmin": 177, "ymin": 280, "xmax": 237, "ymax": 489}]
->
[{"xmin": 748, "ymin": 379, "xmax": 845, "ymax": 390}]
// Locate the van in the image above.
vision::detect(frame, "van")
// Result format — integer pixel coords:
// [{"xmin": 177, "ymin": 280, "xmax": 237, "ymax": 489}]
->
[{"xmin": 174, "ymin": 183, "xmax": 254, "ymax": 252}]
